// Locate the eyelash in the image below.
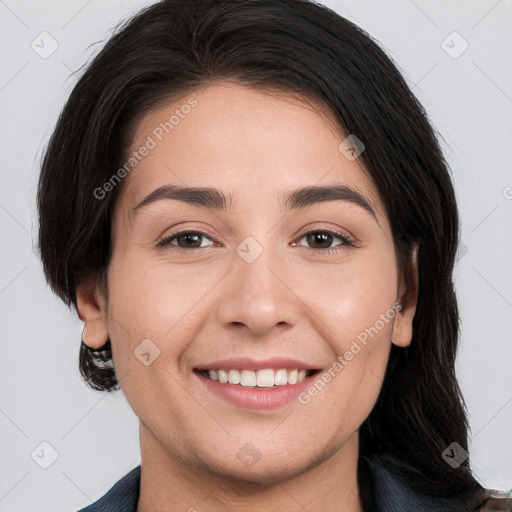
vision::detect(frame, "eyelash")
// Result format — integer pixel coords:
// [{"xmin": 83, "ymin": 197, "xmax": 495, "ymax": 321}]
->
[{"xmin": 156, "ymin": 228, "xmax": 356, "ymax": 255}]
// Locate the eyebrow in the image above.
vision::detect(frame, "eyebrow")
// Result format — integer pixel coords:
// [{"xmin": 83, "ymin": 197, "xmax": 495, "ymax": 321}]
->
[{"xmin": 132, "ymin": 184, "xmax": 376, "ymax": 219}]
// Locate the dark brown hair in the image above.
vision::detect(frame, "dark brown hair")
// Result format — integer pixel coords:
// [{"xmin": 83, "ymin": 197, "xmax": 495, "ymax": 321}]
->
[{"xmin": 37, "ymin": 0, "xmax": 485, "ymax": 502}]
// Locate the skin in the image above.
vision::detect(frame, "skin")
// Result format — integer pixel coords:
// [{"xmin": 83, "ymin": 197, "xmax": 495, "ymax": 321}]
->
[{"xmin": 77, "ymin": 81, "xmax": 418, "ymax": 512}]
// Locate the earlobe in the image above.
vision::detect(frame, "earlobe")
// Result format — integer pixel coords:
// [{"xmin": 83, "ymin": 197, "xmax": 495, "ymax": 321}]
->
[
  {"xmin": 391, "ymin": 244, "xmax": 419, "ymax": 348},
  {"xmin": 76, "ymin": 280, "xmax": 109, "ymax": 349}
]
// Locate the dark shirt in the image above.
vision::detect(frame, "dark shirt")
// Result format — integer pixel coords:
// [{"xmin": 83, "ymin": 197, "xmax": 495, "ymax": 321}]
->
[{"xmin": 76, "ymin": 455, "xmax": 510, "ymax": 511}]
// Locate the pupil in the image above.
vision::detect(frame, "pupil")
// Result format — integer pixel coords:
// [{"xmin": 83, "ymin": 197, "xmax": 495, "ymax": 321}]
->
[
  {"xmin": 180, "ymin": 233, "xmax": 201, "ymax": 248},
  {"xmin": 308, "ymin": 232, "xmax": 331, "ymax": 248}
]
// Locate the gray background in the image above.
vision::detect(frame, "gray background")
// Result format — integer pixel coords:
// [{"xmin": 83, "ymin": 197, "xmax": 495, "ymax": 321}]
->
[{"xmin": 0, "ymin": 0, "xmax": 511, "ymax": 510}]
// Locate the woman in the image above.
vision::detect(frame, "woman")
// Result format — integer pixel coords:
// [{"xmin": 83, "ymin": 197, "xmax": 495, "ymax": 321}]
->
[{"xmin": 37, "ymin": 0, "xmax": 511, "ymax": 510}]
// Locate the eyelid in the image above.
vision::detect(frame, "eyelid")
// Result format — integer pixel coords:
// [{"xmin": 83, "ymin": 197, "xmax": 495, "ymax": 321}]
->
[
  {"xmin": 292, "ymin": 228, "xmax": 356, "ymax": 249},
  {"xmin": 157, "ymin": 226, "xmax": 357, "ymax": 253},
  {"xmin": 156, "ymin": 229, "xmax": 218, "ymax": 250}
]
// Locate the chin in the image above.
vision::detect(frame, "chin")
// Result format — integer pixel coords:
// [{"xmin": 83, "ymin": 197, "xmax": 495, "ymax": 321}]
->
[
  {"xmin": 206, "ymin": 459, "xmax": 307, "ymax": 487},
  {"xmin": 193, "ymin": 441, "xmax": 336, "ymax": 487}
]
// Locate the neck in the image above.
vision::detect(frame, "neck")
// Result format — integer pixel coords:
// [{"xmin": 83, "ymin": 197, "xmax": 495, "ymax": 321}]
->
[{"xmin": 136, "ymin": 424, "xmax": 363, "ymax": 512}]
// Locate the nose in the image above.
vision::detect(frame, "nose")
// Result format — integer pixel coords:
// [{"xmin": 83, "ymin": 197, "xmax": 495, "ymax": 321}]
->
[{"xmin": 216, "ymin": 238, "xmax": 303, "ymax": 338}]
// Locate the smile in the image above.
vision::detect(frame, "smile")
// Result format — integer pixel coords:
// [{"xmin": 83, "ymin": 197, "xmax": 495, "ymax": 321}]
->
[
  {"xmin": 197, "ymin": 368, "xmax": 320, "ymax": 387},
  {"xmin": 194, "ymin": 364, "xmax": 324, "ymax": 410}
]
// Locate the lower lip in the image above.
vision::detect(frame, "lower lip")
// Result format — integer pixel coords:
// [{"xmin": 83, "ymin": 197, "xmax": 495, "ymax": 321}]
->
[{"xmin": 195, "ymin": 371, "xmax": 317, "ymax": 410}]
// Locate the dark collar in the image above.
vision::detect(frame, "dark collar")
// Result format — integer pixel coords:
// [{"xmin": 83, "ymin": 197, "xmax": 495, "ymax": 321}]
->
[
  {"xmin": 358, "ymin": 454, "xmax": 487, "ymax": 511},
  {"xmin": 77, "ymin": 465, "xmax": 139, "ymax": 512},
  {"xmin": 77, "ymin": 455, "xmax": 491, "ymax": 511}
]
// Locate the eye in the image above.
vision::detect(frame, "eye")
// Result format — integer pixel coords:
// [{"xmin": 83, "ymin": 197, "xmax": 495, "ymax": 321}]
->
[
  {"xmin": 156, "ymin": 228, "xmax": 355, "ymax": 254},
  {"xmin": 157, "ymin": 230, "xmax": 216, "ymax": 251},
  {"xmin": 293, "ymin": 229, "xmax": 355, "ymax": 253}
]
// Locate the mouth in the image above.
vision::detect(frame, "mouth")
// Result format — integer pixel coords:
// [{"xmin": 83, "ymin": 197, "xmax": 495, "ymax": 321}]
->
[{"xmin": 194, "ymin": 368, "xmax": 322, "ymax": 388}]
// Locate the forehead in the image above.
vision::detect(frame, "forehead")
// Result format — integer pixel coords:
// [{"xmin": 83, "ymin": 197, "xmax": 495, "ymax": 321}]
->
[{"xmin": 118, "ymin": 81, "xmax": 385, "ymax": 222}]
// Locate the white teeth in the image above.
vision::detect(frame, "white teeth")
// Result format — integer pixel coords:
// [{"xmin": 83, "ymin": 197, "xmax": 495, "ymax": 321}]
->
[
  {"xmin": 204, "ymin": 368, "xmax": 310, "ymax": 387},
  {"xmin": 274, "ymin": 369, "xmax": 288, "ymax": 386},
  {"xmin": 256, "ymin": 369, "xmax": 275, "ymax": 388},
  {"xmin": 240, "ymin": 370, "xmax": 256, "ymax": 386},
  {"xmin": 228, "ymin": 369, "xmax": 240, "ymax": 384}
]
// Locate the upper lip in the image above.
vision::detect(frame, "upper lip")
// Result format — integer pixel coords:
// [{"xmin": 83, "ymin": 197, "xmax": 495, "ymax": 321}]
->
[{"xmin": 194, "ymin": 357, "xmax": 322, "ymax": 371}]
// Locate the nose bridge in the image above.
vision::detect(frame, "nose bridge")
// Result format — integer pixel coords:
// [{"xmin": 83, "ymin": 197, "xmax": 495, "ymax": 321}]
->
[{"xmin": 216, "ymin": 233, "xmax": 302, "ymax": 336}]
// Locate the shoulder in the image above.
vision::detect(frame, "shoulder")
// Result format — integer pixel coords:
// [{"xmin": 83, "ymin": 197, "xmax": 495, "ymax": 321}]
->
[
  {"xmin": 75, "ymin": 466, "xmax": 141, "ymax": 512},
  {"xmin": 73, "ymin": 459, "xmax": 511, "ymax": 512},
  {"xmin": 359, "ymin": 454, "xmax": 511, "ymax": 512},
  {"xmin": 477, "ymin": 490, "xmax": 512, "ymax": 511}
]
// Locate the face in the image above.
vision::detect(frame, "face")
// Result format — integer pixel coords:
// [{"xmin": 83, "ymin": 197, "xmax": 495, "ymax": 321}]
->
[{"xmin": 80, "ymin": 81, "xmax": 416, "ymax": 484}]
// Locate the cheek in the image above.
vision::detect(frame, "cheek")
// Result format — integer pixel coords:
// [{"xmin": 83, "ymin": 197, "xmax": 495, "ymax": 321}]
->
[
  {"xmin": 104, "ymin": 254, "xmax": 225, "ymax": 369},
  {"xmin": 298, "ymin": 244, "xmax": 398, "ymax": 343},
  {"xmin": 295, "ymin": 246, "xmax": 397, "ymax": 427},
  {"xmin": 304, "ymin": 324, "xmax": 393, "ymax": 438}
]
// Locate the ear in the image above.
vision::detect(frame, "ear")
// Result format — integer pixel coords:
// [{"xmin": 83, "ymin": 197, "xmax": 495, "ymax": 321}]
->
[
  {"xmin": 76, "ymin": 277, "xmax": 109, "ymax": 349},
  {"xmin": 391, "ymin": 244, "xmax": 419, "ymax": 348}
]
